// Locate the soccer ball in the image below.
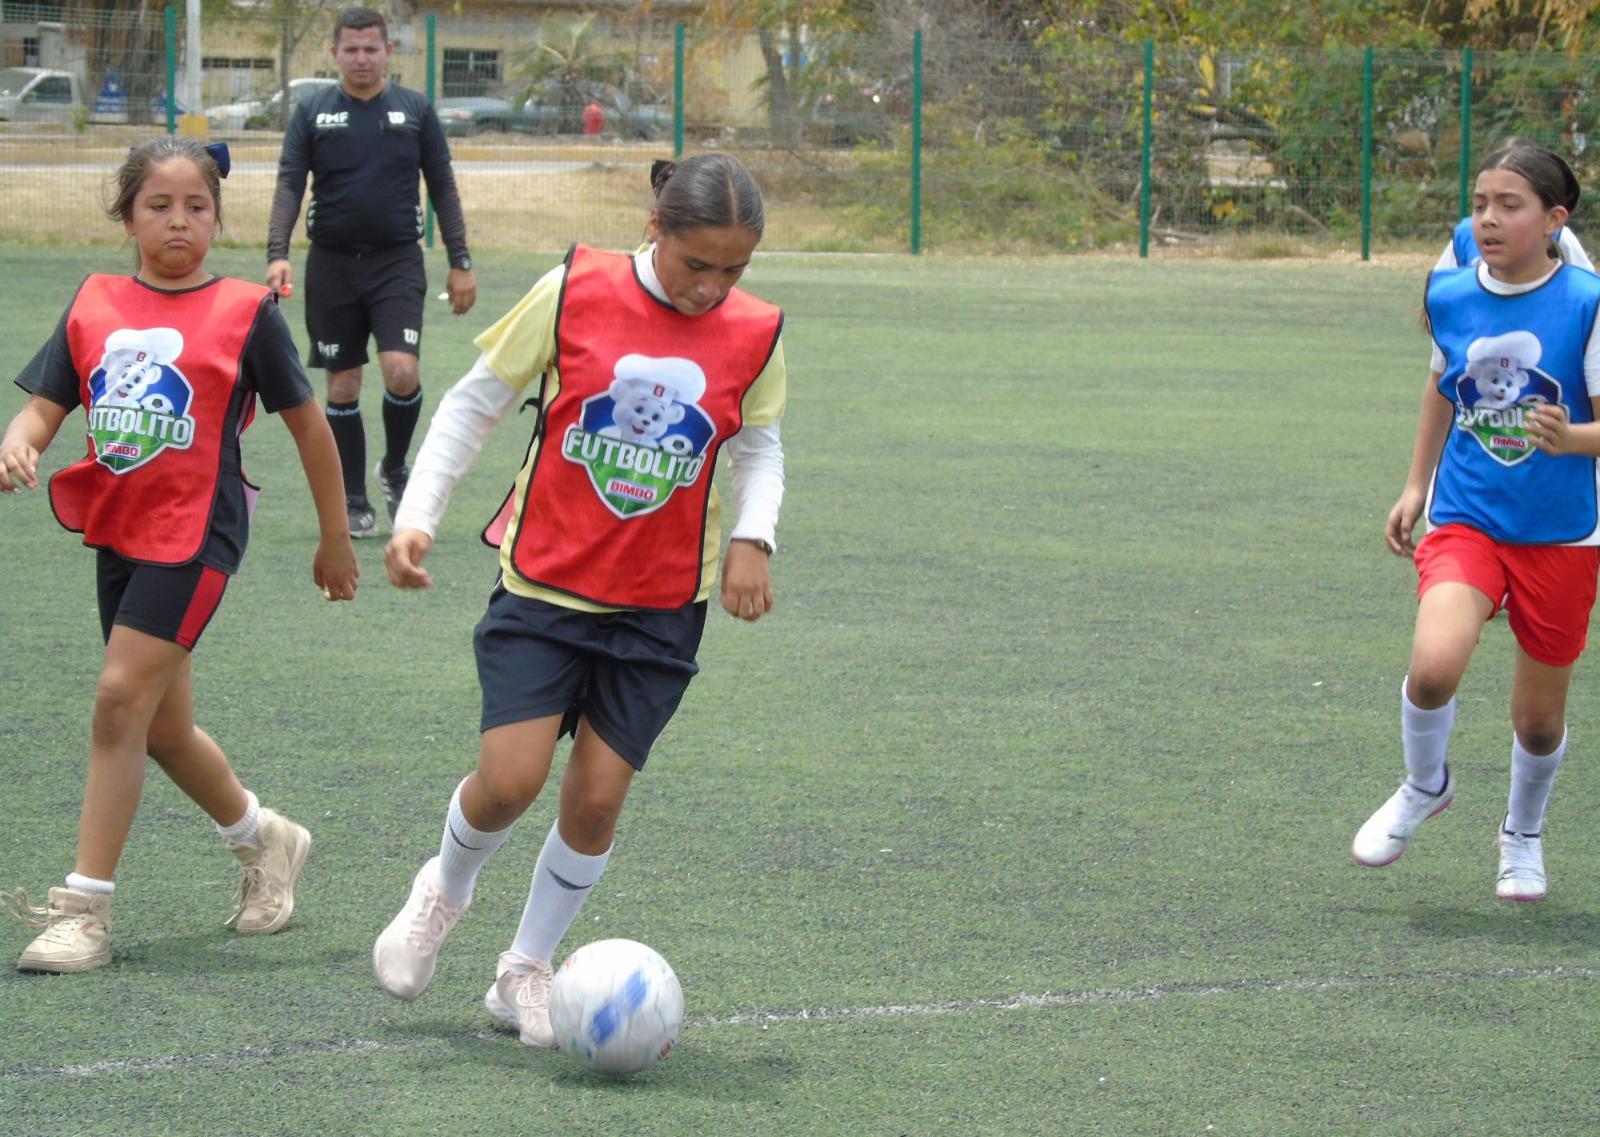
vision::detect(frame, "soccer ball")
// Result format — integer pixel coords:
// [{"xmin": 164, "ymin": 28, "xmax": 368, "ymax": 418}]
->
[{"xmin": 549, "ymin": 938, "xmax": 683, "ymax": 1075}]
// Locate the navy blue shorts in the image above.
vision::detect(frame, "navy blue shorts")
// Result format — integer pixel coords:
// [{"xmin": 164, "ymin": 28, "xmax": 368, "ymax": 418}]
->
[
  {"xmin": 473, "ymin": 587, "xmax": 707, "ymax": 770},
  {"xmin": 95, "ymin": 550, "xmax": 230, "ymax": 650}
]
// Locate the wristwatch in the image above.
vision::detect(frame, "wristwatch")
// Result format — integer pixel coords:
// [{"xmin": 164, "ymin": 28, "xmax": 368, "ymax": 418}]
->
[
  {"xmin": 735, "ymin": 537, "xmax": 774, "ymax": 555},
  {"xmin": 451, "ymin": 256, "xmax": 471, "ymax": 271}
]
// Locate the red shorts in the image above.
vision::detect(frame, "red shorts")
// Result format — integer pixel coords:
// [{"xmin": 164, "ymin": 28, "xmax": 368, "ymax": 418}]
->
[{"xmin": 1414, "ymin": 523, "xmax": 1599, "ymax": 666}]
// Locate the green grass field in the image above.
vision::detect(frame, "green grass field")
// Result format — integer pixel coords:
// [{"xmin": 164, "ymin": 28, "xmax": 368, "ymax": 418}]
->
[{"xmin": 2, "ymin": 245, "xmax": 1598, "ymax": 1136}]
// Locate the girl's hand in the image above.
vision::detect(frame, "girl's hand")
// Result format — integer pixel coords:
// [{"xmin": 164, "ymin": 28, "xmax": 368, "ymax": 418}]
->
[
  {"xmin": 1526, "ymin": 402, "xmax": 1572, "ymax": 455},
  {"xmin": 720, "ymin": 539, "xmax": 773, "ymax": 621},
  {"xmin": 1385, "ymin": 487, "xmax": 1428, "ymax": 558},
  {"xmin": 385, "ymin": 528, "xmax": 434, "ymax": 589},
  {"xmin": 314, "ymin": 535, "xmax": 359, "ymax": 601},
  {"xmin": 0, "ymin": 441, "xmax": 41, "ymax": 492}
]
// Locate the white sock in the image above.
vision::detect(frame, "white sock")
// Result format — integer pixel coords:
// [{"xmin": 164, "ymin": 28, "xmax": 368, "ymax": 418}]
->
[
  {"xmin": 65, "ymin": 872, "xmax": 114, "ymax": 896},
  {"xmin": 1506, "ymin": 730, "xmax": 1565, "ymax": 835},
  {"xmin": 510, "ymin": 822, "xmax": 611, "ymax": 963},
  {"xmin": 216, "ymin": 789, "xmax": 261, "ymax": 848},
  {"xmin": 1401, "ymin": 677, "xmax": 1455, "ymax": 795},
  {"xmin": 434, "ymin": 779, "xmax": 514, "ymax": 907}
]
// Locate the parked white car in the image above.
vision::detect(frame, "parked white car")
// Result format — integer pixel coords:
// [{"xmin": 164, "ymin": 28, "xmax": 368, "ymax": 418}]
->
[
  {"xmin": 206, "ymin": 77, "xmax": 336, "ymax": 130},
  {"xmin": 0, "ymin": 67, "xmax": 82, "ymax": 122}
]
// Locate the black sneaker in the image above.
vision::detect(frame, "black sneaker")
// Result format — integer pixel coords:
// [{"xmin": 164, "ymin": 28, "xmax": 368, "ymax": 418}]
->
[
  {"xmin": 347, "ymin": 495, "xmax": 378, "ymax": 540},
  {"xmin": 375, "ymin": 461, "xmax": 410, "ymax": 525}
]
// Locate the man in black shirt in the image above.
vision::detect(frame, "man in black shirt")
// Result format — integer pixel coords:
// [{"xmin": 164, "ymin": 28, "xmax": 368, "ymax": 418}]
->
[{"xmin": 267, "ymin": 5, "xmax": 476, "ymax": 538}]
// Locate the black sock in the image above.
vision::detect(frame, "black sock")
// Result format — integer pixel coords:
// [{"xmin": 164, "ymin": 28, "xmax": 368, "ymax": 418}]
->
[
  {"xmin": 325, "ymin": 399, "xmax": 367, "ymax": 500},
  {"xmin": 382, "ymin": 387, "xmax": 423, "ymax": 474}
]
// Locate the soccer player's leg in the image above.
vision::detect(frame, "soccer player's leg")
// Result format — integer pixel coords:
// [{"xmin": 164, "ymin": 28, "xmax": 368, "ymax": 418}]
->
[
  {"xmin": 369, "ymin": 246, "xmax": 427, "ymax": 526},
  {"xmin": 488, "ymin": 719, "xmax": 633, "ymax": 1048},
  {"xmin": 305, "ymin": 246, "xmax": 376, "ymax": 536},
  {"xmin": 1355, "ymin": 527, "xmax": 1503, "ymax": 867}
]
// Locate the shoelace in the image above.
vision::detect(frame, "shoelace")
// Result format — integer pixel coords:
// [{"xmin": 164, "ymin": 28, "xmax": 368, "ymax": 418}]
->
[
  {"xmin": 1499, "ymin": 837, "xmax": 1544, "ymax": 880},
  {"xmin": 224, "ymin": 863, "xmax": 269, "ymax": 929},
  {"xmin": 512, "ymin": 966, "xmax": 552, "ymax": 1010},
  {"xmin": 0, "ymin": 888, "xmax": 48, "ymax": 929},
  {"xmin": 406, "ymin": 893, "xmax": 456, "ymax": 950}
]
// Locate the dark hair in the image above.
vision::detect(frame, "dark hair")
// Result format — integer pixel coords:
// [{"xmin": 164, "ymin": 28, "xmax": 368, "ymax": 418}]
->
[
  {"xmin": 333, "ymin": 6, "xmax": 387, "ymax": 45},
  {"xmin": 107, "ymin": 136, "xmax": 224, "ymax": 228},
  {"xmin": 650, "ymin": 153, "xmax": 765, "ymax": 241},
  {"xmin": 1478, "ymin": 141, "xmax": 1581, "ymax": 215}
]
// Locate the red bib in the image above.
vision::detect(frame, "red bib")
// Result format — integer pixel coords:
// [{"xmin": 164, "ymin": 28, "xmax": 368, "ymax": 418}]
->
[
  {"xmin": 50, "ymin": 274, "xmax": 267, "ymax": 565},
  {"xmin": 493, "ymin": 246, "xmax": 782, "ymax": 609}
]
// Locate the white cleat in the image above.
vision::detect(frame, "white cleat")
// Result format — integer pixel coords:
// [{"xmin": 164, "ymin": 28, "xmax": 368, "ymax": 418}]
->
[
  {"xmin": 484, "ymin": 950, "xmax": 557, "ymax": 1048},
  {"xmin": 1352, "ymin": 768, "xmax": 1455, "ymax": 867},
  {"xmin": 373, "ymin": 858, "xmax": 466, "ymax": 1001},
  {"xmin": 1496, "ymin": 829, "xmax": 1547, "ymax": 902}
]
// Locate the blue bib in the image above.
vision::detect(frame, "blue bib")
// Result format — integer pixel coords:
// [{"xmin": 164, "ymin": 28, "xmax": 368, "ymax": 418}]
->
[{"xmin": 1425, "ymin": 264, "xmax": 1600, "ymax": 544}]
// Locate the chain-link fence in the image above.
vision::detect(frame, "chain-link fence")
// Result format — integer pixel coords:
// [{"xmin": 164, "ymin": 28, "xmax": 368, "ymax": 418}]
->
[{"xmin": 5, "ymin": 3, "xmax": 1600, "ymax": 256}]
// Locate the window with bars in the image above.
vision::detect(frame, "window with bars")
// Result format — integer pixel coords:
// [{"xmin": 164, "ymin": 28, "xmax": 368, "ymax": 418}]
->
[{"xmin": 441, "ymin": 47, "xmax": 498, "ymax": 97}]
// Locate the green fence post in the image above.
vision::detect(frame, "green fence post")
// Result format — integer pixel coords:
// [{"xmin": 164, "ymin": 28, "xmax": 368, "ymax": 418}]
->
[
  {"xmin": 164, "ymin": 5, "xmax": 177, "ymax": 134},
  {"xmin": 1458, "ymin": 46, "xmax": 1472, "ymax": 220},
  {"xmin": 425, "ymin": 12, "xmax": 436, "ymax": 248},
  {"xmin": 910, "ymin": 28, "xmax": 923, "ymax": 255},
  {"xmin": 1139, "ymin": 40, "xmax": 1153, "ymax": 258},
  {"xmin": 673, "ymin": 24, "xmax": 684, "ymax": 159},
  {"xmin": 1361, "ymin": 47, "xmax": 1373, "ymax": 262}
]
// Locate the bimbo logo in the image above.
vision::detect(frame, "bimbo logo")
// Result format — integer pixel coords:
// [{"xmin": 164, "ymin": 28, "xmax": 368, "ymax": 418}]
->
[
  {"xmin": 1455, "ymin": 329, "xmax": 1562, "ymax": 467},
  {"xmin": 561, "ymin": 353, "xmax": 715, "ymax": 518},
  {"xmin": 87, "ymin": 327, "xmax": 197, "ymax": 474}
]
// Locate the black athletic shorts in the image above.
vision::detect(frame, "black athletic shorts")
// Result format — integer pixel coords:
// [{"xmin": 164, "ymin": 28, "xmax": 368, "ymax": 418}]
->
[
  {"xmin": 96, "ymin": 550, "xmax": 230, "ymax": 651},
  {"xmin": 472, "ymin": 587, "xmax": 708, "ymax": 771},
  {"xmin": 303, "ymin": 242, "xmax": 426, "ymax": 370}
]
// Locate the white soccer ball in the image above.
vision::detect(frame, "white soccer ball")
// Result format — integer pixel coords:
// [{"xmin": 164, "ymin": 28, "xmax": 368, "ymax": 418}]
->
[{"xmin": 549, "ymin": 938, "xmax": 683, "ymax": 1075}]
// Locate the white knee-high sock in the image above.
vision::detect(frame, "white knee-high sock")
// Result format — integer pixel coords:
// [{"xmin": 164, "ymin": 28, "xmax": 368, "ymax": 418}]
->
[
  {"xmin": 433, "ymin": 779, "xmax": 515, "ymax": 907},
  {"xmin": 510, "ymin": 822, "xmax": 610, "ymax": 963},
  {"xmin": 1402, "ymin": 677, "xmax": 1455, "ymax": 795},
  {"xmin": 1506, "ymin": 731, "xmax": 1565, "ymax": 835}
]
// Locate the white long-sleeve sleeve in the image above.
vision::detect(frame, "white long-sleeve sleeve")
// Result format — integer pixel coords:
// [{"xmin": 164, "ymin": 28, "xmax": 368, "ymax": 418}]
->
[
  {"xmin": 392, "ymin": 352, "xmax": 521, "ymax": 538},
  {"xmin": 725, "ymin": 420, "xmax": 785, "ymax": 551}
]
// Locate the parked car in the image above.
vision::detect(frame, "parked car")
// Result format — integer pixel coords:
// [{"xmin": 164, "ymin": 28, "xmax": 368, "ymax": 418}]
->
[
  {"xmin": 0, "ymin": 67, "xmax": 82, "ymax": 123},
  {"xmin": 438, "ymin": 82, "xmax": 668, "ymax": 140},
  {"xmin": 206, "ymin": 77, "xmax": 336, "ymax": 130}
]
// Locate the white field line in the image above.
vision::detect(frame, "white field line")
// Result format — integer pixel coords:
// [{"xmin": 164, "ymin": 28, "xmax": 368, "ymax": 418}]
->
[{"xmin": 3, "ymin": 964, "xmax": 1594, "ymax": 1081}]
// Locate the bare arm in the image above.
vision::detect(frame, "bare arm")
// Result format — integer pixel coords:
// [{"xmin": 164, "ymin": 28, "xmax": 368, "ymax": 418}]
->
[
  {"xmin": 0, "ymin": 395, "xmax": 70, "ymax": 492},
  {"xmin": 1386, "ymin": 372, "xmax": 1452, "ymax": 558},
  {"xmin": 280, "ymin": 399, "xmax": 359, "ymax": 600}
]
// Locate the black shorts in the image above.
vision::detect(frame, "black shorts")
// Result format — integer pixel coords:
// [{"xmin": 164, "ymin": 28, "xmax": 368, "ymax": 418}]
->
[
  {"xmin": 303, "ymin": 242, "xmax": 426, "ymax": 370},
  {"xmin": 473, "ymin": 588, "xmax": 707, "ymax": 771},
  {"xmin": 96, "ymin": 550, "xmax": 230, "ymax": 650}
]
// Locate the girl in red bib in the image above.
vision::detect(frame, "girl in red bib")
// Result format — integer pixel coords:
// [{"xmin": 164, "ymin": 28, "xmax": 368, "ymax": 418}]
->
[
  {"xmin": 372, "ymin": 153, "xmax": 787, "ymax": 1048},
  {"xmin": 0, "ymin": 137, "xmax": 359, "ymax": 973}
]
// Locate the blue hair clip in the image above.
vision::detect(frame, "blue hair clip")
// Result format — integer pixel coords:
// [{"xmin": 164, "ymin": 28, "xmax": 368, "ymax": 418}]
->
[{"xmin": 205, "ymin": 141, "xmax": 231, "ymax": 179}]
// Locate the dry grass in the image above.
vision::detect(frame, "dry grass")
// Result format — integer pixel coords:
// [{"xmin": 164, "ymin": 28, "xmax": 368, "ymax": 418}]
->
[{"xmin": 0, "ymin": 131, "xmax": 887, "ymax": 252}]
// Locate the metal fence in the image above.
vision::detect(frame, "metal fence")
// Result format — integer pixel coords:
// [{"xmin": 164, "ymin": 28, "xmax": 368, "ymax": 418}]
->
[{"xmin": 4, "ymin": 4, "xmax": 1600, "ymax": 257}]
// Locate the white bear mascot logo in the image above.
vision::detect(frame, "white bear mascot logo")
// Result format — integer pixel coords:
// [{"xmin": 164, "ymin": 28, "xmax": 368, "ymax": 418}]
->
[
  {"xmin": 1464, "ymin": 330, "xmax": 1541, "ymax": 411},
  {"xmin": 598, "ymin": 354, "xmax": 707, "ymax": 456}
]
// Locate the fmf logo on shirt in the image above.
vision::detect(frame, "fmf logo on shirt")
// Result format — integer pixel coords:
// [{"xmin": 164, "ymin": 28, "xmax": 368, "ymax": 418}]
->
[
  {"xmin": 87, "ymin": 327, "xmax": 196, "ymax": 474},
  {"xmin": 315, "ymin": 111, "xmax": 349, "ymax": 127},
  {"xmin": 561, "ymin": 353, "xmax": 715, "ymax": 518}
]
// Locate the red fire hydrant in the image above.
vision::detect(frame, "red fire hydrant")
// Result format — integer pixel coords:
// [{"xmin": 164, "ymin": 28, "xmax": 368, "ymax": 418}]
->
[{"xmin": 582, "ymin": 101, "xmax": 605, "ymax": 135}]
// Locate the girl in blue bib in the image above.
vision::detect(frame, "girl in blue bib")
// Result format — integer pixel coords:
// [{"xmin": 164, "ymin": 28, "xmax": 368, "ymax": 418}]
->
[{"xmin": 1354, "ymin": 141, "xmax": 1600, "ymax": 903}]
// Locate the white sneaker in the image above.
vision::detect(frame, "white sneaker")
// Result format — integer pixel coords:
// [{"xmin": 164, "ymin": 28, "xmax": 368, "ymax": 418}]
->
[
  {"xmin": 1496, "ymin": 828, "xmax": 1547, "ymax": 902},
  {"xmin": 1352, "ymin": 768, "xmax": 1455, "ymax": 867},
  {"xmin": 484, "ymin": 950, "xmax": 556, "ymax": 1048},
  {"xmin": 373, "ymin": 858, "xmax": 466, "ymax": 1001},
  {"xmin": 9, "ymin": 887, "xmax": 113, "ymax": 974}
]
